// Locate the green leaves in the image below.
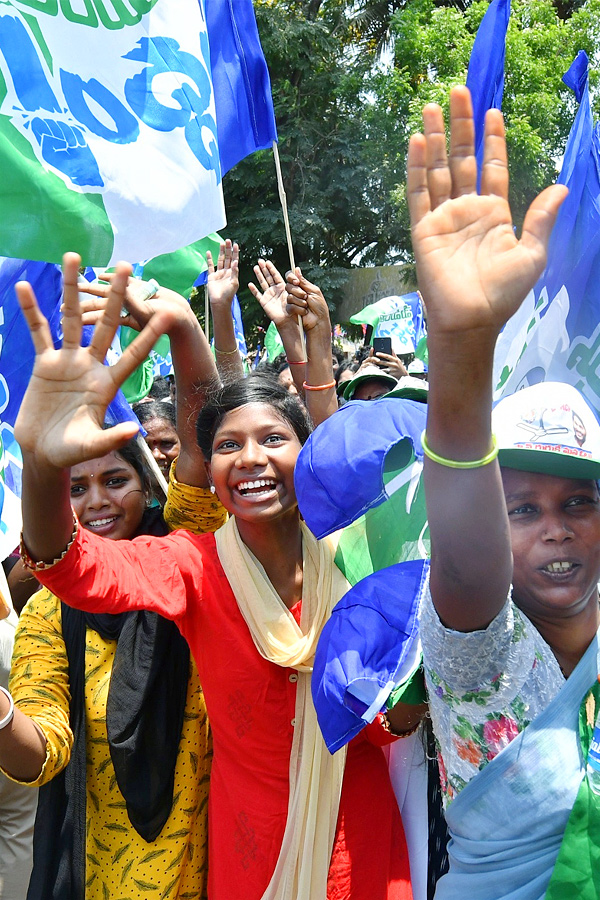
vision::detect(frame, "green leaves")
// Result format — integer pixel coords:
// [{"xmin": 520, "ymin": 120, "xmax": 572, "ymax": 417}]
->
[{"xmin": 223, "ymin": 0, "xmax": 600, "ymax": 334}]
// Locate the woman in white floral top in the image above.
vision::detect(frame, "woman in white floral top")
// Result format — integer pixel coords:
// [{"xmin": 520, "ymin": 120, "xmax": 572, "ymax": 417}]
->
[{"xmin": 409, "ymin": 88, "xmax": 600, "ymax": 899}]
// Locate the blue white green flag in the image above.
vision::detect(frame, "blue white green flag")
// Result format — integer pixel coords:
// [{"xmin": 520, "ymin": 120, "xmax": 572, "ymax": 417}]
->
[
  {"xmin": 493, "ymin": 53, "xmax": 600, "ymax": 413},
  {"xmin": 0, "ymin": 2, "xmax": 225, "ymax": 265},
  {"xmin": 350, "ymin": 293, "xmax": 427, "ymax": 356}
]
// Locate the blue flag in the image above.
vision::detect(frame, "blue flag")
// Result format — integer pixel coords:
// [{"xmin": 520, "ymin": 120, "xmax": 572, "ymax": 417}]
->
[
  {"xmin": 312, "ymin": 559, "xmax": 427, "ymax": 753},
  {"xmin": 205, "ymin": 0, "xmax": 278, "ymax": 176},
  {"xmin": 466, "ymin": 0, "xmax": 511, "ymax": 180},
  {"xmin": 295, "ymin": 397, "xmax": 429, "ymax": 751},
  {"xmin": 493, "ymin": 51, "xmax": 600, "ymax": 414},
  {"xmin": 231, "ymin": 295, "xmax": 248, "ymax": 356}
]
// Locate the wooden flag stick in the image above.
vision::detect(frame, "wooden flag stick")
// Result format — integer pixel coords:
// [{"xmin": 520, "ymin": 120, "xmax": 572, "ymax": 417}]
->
[
  {"xmin": 273, "ymin": 140, "xmax": 306, "ymax": 361},
  {"xmin": 136, "ymin": 433, "xmax": 169, "ymax": 502},
  {"xmin": 204, "ymin": 283, "xmax": 210, "ymax": 343}
]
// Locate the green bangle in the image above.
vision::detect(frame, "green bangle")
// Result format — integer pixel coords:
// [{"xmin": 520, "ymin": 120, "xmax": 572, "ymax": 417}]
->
[{"xmin": 421, "ymin": 430, "xmax": 498, "ymax": 469}]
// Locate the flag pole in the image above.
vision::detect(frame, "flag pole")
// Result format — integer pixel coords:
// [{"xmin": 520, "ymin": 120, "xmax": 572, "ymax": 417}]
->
[
  {"xmin": 273, "ymin": 141, "xmax": 306, "ymax": 360},
  {"xmin": 136, "ymin": 434, "xmax": 169, "ymax": 502},
  {"xmin": 204, "ymin": 283, "xmax": 210, "ymax": 343}
]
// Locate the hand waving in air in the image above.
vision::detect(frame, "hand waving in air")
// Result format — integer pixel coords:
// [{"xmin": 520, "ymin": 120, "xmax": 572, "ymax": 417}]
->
[
  {"xmin": 79, "ymin": 272, "xmax": 195, "ymax": 334},
  {"xmin": 284, "ymin": 268, "xmax": 331, "ymax": 334},
  {"xmin": 248, "ymin": 259, "xmax": 288, "ymax": 326},
  {"xmin": 14, "ymin": 253, "xmax": 174, "ymax": 470},
  {"xmin": 408, "ymin": 86, "xmax": 567, "ymax": 337},
  {"xmin": 206, "ymin": 239, "xmax": 240, "ymax": 310}
]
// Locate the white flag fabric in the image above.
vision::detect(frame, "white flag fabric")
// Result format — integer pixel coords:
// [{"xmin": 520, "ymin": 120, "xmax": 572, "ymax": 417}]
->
[{"xmin": 0, "ymin": 1, "xmax": 225, "ymax": 265}]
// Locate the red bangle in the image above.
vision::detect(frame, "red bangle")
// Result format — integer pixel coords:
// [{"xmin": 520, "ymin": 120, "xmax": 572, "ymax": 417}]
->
[
  {"xmin": 287, "ymin": 359, "xmax": 306, "ymax": 365},
  {"xmin": 302, "ymin": 380, "xmax": 336, "ymax": 392}
]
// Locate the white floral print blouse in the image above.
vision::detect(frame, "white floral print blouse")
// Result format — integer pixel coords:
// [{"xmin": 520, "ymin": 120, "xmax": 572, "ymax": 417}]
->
[{"xmin": 420, "ymin": 580, "xmax": 565, "ymax": 807}]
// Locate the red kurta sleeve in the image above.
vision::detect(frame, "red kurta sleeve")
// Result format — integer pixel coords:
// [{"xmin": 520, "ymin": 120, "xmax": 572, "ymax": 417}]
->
[{"xmin": 33, "ymin": 527, "xmax": 209, "ymax": 623}]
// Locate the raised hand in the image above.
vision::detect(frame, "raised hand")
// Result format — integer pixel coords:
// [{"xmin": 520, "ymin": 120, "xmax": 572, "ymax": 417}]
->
[
  {"xmin": 248, "ymin": 259, "xmax": 287, "ymax": 326},
  {"xmin": 79, "ymin": 273, "xmax": 195, "ymax": 334},
  {"xmin": 408, "ymin": 87, "xmax": 567, "ymax": 337},
  {"xmin": 15, "ymin": 253, "xmax": 174, "ymax": 469},
  {"xmin": 206, "ymin": 239, "xmax": 239, "ymax": 310},
  {"xmin": 285, "ymin": 268, "xmax": 330, "ymax": 334}
]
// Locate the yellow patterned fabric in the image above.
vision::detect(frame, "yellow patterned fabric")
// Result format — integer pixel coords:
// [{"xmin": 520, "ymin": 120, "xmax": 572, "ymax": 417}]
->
[
  {"xmin": 8, "ymin": 589, "xmax": 211, "ymax": 899},
  {"xmin": 4, "ymin": 475, "xmax": 226, "ymax": 899},
  {"xmin": 164, "ymin": 462, "xmax": 228, "ymax": 533}
]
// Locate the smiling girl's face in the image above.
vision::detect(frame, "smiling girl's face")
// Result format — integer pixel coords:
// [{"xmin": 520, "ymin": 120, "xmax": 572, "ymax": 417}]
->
[
  {"xmin": 503, "ymin": 468, "xmax": 600, "ymax": 626},
  {"xmin": 70, "ymin": 450, "xmax": 146, "ymax": 541},
  {"xmin": 206, "ymin": 403, "xmax": 302, "ymax": 524}
]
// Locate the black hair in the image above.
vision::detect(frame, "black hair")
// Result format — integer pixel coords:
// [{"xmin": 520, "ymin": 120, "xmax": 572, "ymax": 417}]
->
[
  {"xmin": 147, "ymin": 375, "xmax": 172, "ymax": 401},
  {"xmin": 354, "ymin": 345, "xmax": 371, "ymax": 365},
  {"xmin": 257, "ymin": 354, "xmax": 290, "ymax": 377},
  {"xmin": 196, "ymin": 371, "xmax": 313, "ymax": 461},
  {"xmin": 335, "ymin": 359, "xmax": 358, "ymax": 386},
  {"xmin": 133, "ymin": 399, "xmax": 177, "ymax": 430},
  {"xmin": 270, "ymin": 353, "xmax": 292, "ymax": 376}
]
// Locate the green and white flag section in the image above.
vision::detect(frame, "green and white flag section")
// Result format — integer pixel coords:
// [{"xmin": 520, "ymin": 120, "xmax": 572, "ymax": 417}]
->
[
  {"xmin": 0, "ymin": 2, "xmax": 225, "ymax": 265},
  {"xmin": 350, "ymin": 293, "xmax": 427, "ymax": 357}
]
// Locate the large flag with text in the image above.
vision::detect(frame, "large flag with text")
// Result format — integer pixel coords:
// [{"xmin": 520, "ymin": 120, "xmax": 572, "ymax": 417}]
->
[
  {"xmin": 0, "ymin": 1, "xmax": 277, "ymax": 268},
  {"xmin": 349, "ymin": 293, "xmax": 427, "ymax": 357},
  {"xmin": 493, "ymin": 52, "xmax": 600, "ymax": 413},
  {"xmin": 0, "ymin": 2, "xmax": 224, "ymax": 265}
]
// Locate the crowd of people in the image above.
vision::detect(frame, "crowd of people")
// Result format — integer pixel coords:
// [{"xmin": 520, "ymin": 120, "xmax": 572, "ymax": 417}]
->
[{"xmin": 0, "ymin": 87, "xmax": 597, "ymax": 900}]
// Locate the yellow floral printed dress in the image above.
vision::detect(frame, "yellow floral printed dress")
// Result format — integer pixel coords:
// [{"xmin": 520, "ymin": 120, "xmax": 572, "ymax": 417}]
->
[{"xmin": 5, "ymin": 478, "xmax": 226, "ymax": 900}]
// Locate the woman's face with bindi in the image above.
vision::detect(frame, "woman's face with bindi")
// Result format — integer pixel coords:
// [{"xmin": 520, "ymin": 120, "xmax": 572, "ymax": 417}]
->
[{"xmin": 70, "ymin": 451, "xmax": 146, "ymax": 541}]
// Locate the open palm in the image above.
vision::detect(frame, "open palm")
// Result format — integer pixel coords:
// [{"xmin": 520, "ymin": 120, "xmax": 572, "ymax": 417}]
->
[
  {"xmin": 248, "ymin": 259, "xmax": 288, "ymax": 326},
  {"xmin": 14, "ymin": 254, "xmax": 173, "ymax": 468},
  {"xmin": 408, "ymin": 88, "xmax": 567, "ymax": 337},
  {"xmin": 207, "ymin": 240, "xmax": 239, "ymax": 310}
]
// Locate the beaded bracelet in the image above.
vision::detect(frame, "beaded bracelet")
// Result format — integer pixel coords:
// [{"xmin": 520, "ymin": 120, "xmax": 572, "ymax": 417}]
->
[
  {"xmin": 20, "ymin": 517, "xmax": 79, "ymax": 572},
  {"xmin": 421, "ymin": 431, "xmax": 499, "ymax": 469},
  {"xmin": 0, "ymin": 686, "xmax": 14, "ymax": 730},
  {"xmin": 302, "ymin": 380, "xmax": 336, "ymax": 392}
]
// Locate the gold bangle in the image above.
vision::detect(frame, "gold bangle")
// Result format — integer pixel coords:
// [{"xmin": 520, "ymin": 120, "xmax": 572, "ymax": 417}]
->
[
  {"xmin": 421, "ymin": 431, "xmax": 498, "ymax": 469},
  {"xmin": 302, "ymin": 380, "xmax": 336, "ymax": 392},
  {"xmin": 214, "ymin": 346, "xmax": 239, "ymax": 355},
  {"xmin": 20, "ymin": 517, "xmax": 78, "ymax": 571}
]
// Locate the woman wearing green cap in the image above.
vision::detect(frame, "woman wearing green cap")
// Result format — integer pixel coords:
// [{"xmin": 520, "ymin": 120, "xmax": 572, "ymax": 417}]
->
[{"xmin": 410, "ymin": 86, "xmax": 599, "ymax": 898}]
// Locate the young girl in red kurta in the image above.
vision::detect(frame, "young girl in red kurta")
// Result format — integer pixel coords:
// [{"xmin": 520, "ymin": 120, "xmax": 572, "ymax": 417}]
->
[{"xmin": 13, "ymin": 255, "xmax": 416, "ymax": 900}]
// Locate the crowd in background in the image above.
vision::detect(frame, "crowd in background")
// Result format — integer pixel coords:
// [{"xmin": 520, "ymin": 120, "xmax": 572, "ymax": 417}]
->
[{"xmin": 0, "ymin": 88, "xmax": 598, "ymax": 900}]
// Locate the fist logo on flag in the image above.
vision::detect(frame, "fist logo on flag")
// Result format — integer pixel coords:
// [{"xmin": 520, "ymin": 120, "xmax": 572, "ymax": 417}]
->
[{"xmin": 0, "ymin": 2, "xmax": 225, "ymax": 265}]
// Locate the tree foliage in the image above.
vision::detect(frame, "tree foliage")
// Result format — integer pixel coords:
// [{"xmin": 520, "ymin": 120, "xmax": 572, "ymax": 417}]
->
[{"xmin": 223, "ymin": 0, "xmax": 600, "ymax": 332}]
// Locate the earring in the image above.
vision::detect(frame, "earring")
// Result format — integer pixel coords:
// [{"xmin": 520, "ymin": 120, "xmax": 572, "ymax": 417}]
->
[
  {"xmin": 145, "ymin": 497, "xmax": 153, "ymax": 507},
  {"xmin": 209, "ymin": 484, "xmax": 216, "ymax": 494}
]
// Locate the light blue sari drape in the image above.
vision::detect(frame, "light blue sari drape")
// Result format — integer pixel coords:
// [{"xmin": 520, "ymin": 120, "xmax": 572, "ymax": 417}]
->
[{"xmin": 435, "ymin": 628, "xmax": 600, "ymax": 900}]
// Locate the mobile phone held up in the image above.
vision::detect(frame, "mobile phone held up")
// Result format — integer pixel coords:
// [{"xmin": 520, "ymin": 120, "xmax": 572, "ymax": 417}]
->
[{"xmin": 372, "ymin": 337, "xmax": 393, "ymax": 356}]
